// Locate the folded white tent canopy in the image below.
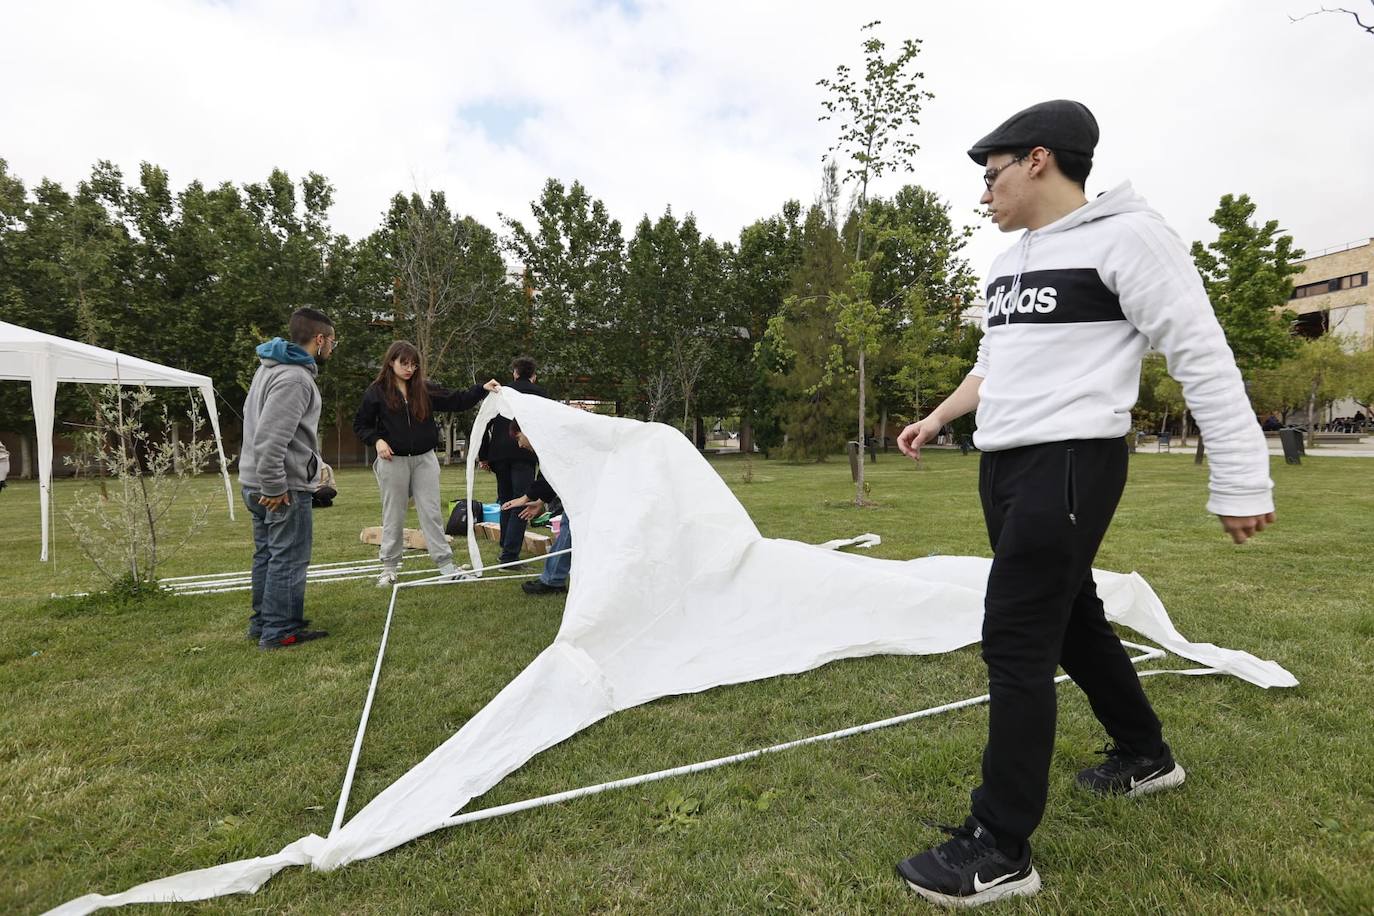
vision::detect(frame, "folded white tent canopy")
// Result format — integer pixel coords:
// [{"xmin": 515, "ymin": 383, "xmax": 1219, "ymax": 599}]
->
[
  {"xmin": 0, "ymin": 320, "xmax": 235, "ymax": 560},
  {"xmin": 47, "ymin": 388, "xmax": 1296, "ymax": 915}
]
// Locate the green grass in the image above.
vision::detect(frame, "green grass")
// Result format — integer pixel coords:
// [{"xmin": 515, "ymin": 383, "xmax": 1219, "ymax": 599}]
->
[{"xmin": 2, "ymin": 450, "xmax": 1372, "ymax": 914}]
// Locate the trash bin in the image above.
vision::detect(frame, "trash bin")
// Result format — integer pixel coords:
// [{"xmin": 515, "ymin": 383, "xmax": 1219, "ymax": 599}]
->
[{"xmin": 1277, "ymin": 428, "xmax": 1303, "ymax": 465}]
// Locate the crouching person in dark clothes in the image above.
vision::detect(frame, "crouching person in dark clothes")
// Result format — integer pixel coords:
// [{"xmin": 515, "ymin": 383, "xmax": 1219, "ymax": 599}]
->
[
  {"xmin": 892, "ymin": 100, "xmax": 1275, "ymax": 907},
  {"xmin": 500, "ymin": 421, "xmax": 571, "ymax": 595}
]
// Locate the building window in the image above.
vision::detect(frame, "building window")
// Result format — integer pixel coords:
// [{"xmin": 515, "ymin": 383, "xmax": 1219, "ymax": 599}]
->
[{"xmin": 1292, "ymin": 272, "xmax": 1369, "ymax": 298}]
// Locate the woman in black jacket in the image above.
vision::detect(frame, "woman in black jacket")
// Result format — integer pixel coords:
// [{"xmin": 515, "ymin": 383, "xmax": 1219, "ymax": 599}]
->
[{"xmin": 353, "ymin": 341, "xmax": 498, "ymax": 586}]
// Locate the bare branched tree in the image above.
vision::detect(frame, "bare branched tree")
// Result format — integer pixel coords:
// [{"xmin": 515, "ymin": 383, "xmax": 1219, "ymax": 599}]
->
[
  {"xmin": 393, "ymin": 194, "xmax": 504, "ymax": 379},
  {"xmin": 64, "ymin": 385, "xmax": 219, "ymax": 591},
  {"xmin": 643, "ymin": 368, "xmax": 675, "ymax": 423},
  {"xmin": 1290, "ymin": 2, "xmax": 1374, "ymax": 34},
  {"xmin": 670, "ymin": 335, "xmax": 711, "ymax": 437}
]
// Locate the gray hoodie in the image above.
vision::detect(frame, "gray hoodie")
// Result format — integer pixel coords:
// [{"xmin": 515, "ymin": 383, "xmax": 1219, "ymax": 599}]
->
[{"xmin": 238, "ymin": 338, "xmax": 322, "ymax": 496}]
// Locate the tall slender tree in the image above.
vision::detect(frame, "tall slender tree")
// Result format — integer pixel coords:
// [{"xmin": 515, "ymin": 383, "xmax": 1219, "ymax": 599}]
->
[{"xmin": 817, "ymin": 19, "xmax": 934, "ymax": 503}]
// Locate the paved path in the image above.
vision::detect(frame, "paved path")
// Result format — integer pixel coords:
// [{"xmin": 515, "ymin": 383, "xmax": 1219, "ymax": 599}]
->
[{"xmin": 1138, "ymin": 441, "xmax": 1374, "ymax": 459}]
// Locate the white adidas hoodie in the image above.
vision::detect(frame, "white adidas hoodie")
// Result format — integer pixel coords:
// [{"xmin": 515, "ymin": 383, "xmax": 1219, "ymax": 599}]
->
[{"xmin": 970, "ymin": 181, "xmax": 1274, "ymax": 517}]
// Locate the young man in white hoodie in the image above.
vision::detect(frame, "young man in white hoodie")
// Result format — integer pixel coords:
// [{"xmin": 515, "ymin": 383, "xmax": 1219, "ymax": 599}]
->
[{"xmin": 893, "ymin": 100, "xmax": 1276, "ymax": 907}]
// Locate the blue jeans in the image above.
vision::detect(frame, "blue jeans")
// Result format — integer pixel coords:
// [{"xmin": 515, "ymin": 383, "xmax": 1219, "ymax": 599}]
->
[
  {"xmin": 494, "ymin": 461, "xmax": 536, "ymax": 563},
  {"xmin": 242, "ymin": 487, "xmax": 313, "ymax": 642},
  {"xmin": 540, "ymin": 515, "xmax": 572, "ymax": 587}
]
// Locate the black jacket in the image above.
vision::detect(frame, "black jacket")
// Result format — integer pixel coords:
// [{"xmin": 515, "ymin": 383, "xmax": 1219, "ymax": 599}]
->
[
  {"xmin": 526, "ymin": 473, "xmax": 557, "ymax": 505},
  {"xmin": 353, "ymin": 381, "xmax": 487, "ymax": 457},
  {"xmin": 478, "ymin": 377, "xmax": 548, "ymax": 465}
]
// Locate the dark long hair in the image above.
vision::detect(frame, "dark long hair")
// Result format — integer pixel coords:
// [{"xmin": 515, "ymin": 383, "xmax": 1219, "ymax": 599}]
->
[{"xmin": 373, "ymin": 341, "xmax": 431, "ymax": 421}]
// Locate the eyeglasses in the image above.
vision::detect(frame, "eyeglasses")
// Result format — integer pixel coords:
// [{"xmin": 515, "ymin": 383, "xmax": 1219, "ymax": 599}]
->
[{"xmin": 982, "ymin": 153, "xmax": 1030, "ymax": 190}]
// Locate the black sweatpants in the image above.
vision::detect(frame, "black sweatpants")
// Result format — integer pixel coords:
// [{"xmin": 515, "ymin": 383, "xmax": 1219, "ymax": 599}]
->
[
  {"xmin": 969, "ymin": 437, "xmax": 1164, "ymax": 850},
  {"xmin": 494, "ymin": 460, "xmax": 536, "ymax": 563}
]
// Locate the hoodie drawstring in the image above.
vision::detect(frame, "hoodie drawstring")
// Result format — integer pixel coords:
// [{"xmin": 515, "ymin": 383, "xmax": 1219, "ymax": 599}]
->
[{"xmin": 1006, "ymin": 231, "xmax": 1034, "ymax": 325}]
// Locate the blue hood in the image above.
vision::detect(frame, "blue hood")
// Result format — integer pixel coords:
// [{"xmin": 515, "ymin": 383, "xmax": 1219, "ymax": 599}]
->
[{"xmin": 256, "ymin": 337, "xmax": 316, "ymax": 366}]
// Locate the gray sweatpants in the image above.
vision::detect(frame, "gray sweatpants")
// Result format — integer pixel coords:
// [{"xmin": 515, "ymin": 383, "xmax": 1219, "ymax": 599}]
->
[{"xmin": 373, "ymin": 450, "xmax": 453, "ymax": 571}]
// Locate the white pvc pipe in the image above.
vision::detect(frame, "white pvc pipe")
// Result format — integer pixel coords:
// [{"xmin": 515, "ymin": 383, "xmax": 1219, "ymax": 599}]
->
[
  {"xmin": 159, "ymin": 557, "xmax": 392, "ymax": 583},
  {"xmin": 397, "ymin": 548, "xmax": 573, "ymax": 588},
  {"xmin": 424, "ymin": 642, "xmax": 1168, "ymax": 833},
  {"xmin": 332, "ymin": 583, "xmax": 401, "ymax": 837},
  {"xmin": 167, "ymin": 564, "xmax": 390, "ymax": 590},
  {"xmin": 327, "ymin": 558, "xmax": 573, "ymax": 831},
  {"xmin": 171, "ymin": 567, "xmax": 551, "ymax": 596}
]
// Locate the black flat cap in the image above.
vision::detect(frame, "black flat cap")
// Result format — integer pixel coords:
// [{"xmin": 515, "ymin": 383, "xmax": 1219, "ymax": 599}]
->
[{"xmin": 967, "ymin": 99, "xmax": 1099, "ymax": 166}]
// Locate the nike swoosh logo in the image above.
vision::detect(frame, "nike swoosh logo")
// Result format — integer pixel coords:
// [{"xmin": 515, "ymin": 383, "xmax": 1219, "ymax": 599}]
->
[
  {"xmin": 973, "ymin": 871, "xmax": 1016, "ymax": 893},
  {"xmin": 1130, "ymin": 767, "xmax": 1165, "ymax": 789}
]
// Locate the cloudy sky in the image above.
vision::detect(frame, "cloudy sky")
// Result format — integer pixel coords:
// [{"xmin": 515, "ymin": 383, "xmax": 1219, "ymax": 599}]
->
[{"xmin": 3, "ymin": 0, "xmax": 1371, "ymax": 280}]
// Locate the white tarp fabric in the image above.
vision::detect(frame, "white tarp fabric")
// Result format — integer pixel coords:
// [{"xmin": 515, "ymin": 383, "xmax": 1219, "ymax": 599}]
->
[
  {"xmin": 0, "ymin": 321, "xmax": 235, "ymax": 559},
  {"xmin": 48, "ymin": 388, "xmax": 1296, "ymax": 915}
]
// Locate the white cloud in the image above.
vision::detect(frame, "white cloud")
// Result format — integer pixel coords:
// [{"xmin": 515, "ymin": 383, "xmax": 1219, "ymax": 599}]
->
[{"xmin": 2, "ymin": 0, "xmax": 1370, "ymax": 277}]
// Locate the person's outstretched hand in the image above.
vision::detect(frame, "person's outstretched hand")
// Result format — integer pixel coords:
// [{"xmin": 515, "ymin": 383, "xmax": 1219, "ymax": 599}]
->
[
  {"xmin": 897, "ymin": 417, "xmax": 943, "ymax": 461},
  {"xmin": 1219, "ymin": 512, "xmax": 1275, "ymax": 544},
  {"xmin": 483, "ymin": 379, "xmax": 501, "ymax": 392}
]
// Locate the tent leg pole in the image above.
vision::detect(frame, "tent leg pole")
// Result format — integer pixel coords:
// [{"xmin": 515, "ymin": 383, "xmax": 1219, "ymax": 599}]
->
[{"xmin": 331, "ymin": 583, "xmax": 402, "ymax": 836}]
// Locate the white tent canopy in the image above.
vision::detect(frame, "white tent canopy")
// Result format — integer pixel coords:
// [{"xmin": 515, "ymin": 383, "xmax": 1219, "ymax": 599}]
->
[
  {"xmin": 0, "ymin": 320, "xmax": 235, "ymax": 560},
  {"xmin": 48, "ymin": 390, "xmax": 1296, "ymax": 914}
]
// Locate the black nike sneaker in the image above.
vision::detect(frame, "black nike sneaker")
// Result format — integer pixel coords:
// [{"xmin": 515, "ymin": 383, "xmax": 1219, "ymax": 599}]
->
[
  {"xmin": 1076, "ymin": 742, "xmax": 1186, "ymax": 797},
  {"xmin": 896, "ymin": 817, "xmax": 1040, "ymax": 908}
]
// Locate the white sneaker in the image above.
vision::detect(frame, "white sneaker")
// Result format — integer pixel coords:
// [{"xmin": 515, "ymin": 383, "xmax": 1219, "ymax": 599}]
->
[
  {"xmin": 375, "ymin": 569, "xmax": 399, "ymax": 588},
  {"xmin": 438, "ymin": 562, "xmax": 471, "ymax": 580}
]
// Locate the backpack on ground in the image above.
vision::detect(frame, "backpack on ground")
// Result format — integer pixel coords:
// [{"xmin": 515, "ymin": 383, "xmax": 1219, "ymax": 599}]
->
[{"xmin": 445, "ymin": 499, "xmax": 486, "ymax": 536}]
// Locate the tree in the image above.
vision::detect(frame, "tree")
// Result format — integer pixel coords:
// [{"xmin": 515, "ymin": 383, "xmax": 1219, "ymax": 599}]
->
[
  {"xmin": 1350, "ymin": 346, "xmax": 1374, "ymax": 418},
  {"xmin": 729, "ymin": 201, "xmax": 804, "ymax": 454},
  {"xmin": 1288, "ymin": 336, "xmax": 1359, "ymax": 447},
  {"xmin": 761, "ymin": 192, "xmax": 854, "ymax": 461},
  {"xmin": 1290, "ymin": 3, "xmax": 1374, "ymax": 35},
  {"xmin": 1133, "ymin": 354, "xmax": 1191, "ymax": 440},
  {"xmin": 63, "ymin": 385, "xmax": 218, "ymax": 592},
  {"xmin": 817, "ymin": 19, "xmax": 934, "ymax": 504},
  {"xmin": 623, "ymin": 209, "xmax": 731, "ymax": 431},
  {"xmin": 376, "ymin": 191, "xmax": 508, "ymax": 380},
  {"xmin": 1189, "ymin": 193, "xmax": 1304, "ymax": 458},
  {"xmin": 863, "ymin": 185, "xmax": 979, "ymax": 441},
  {"xmin": 1191, "ymin": 194, "xmax": 1303, "ymax": 376},
  {"xmin": 504, "ymin": 179, "xmax": 626, "ymax": 400}
]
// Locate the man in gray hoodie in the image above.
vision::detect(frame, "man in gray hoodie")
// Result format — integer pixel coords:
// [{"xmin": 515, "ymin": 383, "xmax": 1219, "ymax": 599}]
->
[{"xmin": 238, "ymin": 307, "xmax": 335, "ymax": 649}]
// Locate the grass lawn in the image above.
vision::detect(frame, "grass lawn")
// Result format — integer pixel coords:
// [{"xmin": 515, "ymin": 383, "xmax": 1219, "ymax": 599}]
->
[{"xmin": 2, "ymin": 449, "xmax": 1371, "ymax": 914}]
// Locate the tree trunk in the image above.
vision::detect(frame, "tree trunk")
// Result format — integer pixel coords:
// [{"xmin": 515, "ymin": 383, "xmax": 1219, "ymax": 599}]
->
[
  {"xmin": 739, "ymin": 413, "xmax": 754, "ymax": 456},
  {"xmin": 856, "ymin": 348, "xmax": 866, "ymax": 506},
  {"xmin": 20, "ymin": 433, "xmax": 32, "ymax": 479},
  {"xmin": 694, "ymin": 415, "xmax": 706, "ymax": 450},
  {"xmin": 1194, "ymin": 434, "xmax": 1205, "ymax": 466},
  {"xmin": 1179, "ymin": 408, "xmax": 1189, "ymax": 448},
  {"xmin": 879, "ymin": 407, "xmax": 888, "ymax": 452}
]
